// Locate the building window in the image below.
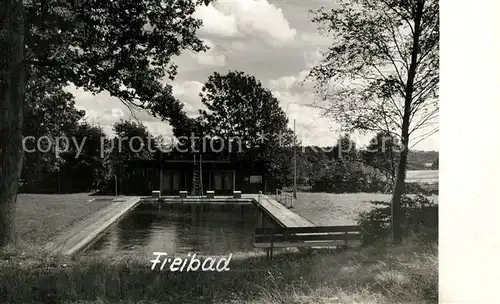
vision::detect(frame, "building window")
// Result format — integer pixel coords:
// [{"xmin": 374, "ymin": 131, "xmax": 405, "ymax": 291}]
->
[
  {"xmin": 249, "ymin": 175, "xmax": 262, "ymax": 183},
  {"xmin": 162, "ymin": 171, "xmax": 180, "ymax": 191},
  {"xmin": 213, "ymin": 171, "xmax": 233, "ymax": 191}
]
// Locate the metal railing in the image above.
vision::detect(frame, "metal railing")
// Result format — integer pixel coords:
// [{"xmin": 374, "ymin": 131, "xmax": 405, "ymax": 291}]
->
[{"xmin": 275, "ymin": 189, "xmax": 294, "ymax": 209}]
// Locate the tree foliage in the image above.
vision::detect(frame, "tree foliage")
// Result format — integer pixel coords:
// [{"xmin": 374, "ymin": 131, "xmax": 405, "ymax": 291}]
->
[
  {"xmin": 357, "ymin": 194, "xmax": 438, "ymax": 245},
  {"xmin": 22, "ymin": 73, "xmax": 86, "ymax": 188},
  {"xmin": 199, "ymin": 71, "xmax": 290, "ymax": 149},
  {"xmin": 361, "ymin": 132, "xmax": 401, "ymax": 181},
  {"xmin": 309, "ymin": 0, "xmax": 439, "ymax": 144},
  {"xmin": 24, "ymin": 0, "xmax": 211, "ymax": 113},
  {"xmin": 308, "ymin": 0, "xmax": 439, "ymax": 243},
  {"xmin": 110, "ymin": 119, "xmax": 157, "ymax": 163},
  {"xmin": 59, "ymin": 122, "xmax": 108, "ymax": 192},
  {"xmin": 198, "ymin": 71, "xmax": 294, "ymax": 182},
  {"xmin": 0, "ymin": 0, "xmax": 212, "ymax": 246}
]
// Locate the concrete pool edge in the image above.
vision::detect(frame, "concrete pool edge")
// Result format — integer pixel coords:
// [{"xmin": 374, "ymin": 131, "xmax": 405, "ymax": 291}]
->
[
  {"xmin": 46, "ymin": 194, "xmax": 314, "ymax": 257},
  {"xmin": 45, "ymin": 196, "xmax": 142, "ymax": 256}
]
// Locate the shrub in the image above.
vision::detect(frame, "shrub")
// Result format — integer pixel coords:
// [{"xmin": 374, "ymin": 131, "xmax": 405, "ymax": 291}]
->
[
  {"xmin": 310, "ymin": 161, "xmax": 391, "ymax": 193},
  {"xmin": 405, "ymin": 182, "xmax": 439, "ymax": 195},
  {"xmin": 357, "ymin": 194, "xmax": 438, "ymax": 245}
]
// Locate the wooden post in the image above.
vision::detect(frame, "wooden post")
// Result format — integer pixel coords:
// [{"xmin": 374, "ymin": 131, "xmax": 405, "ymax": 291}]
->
[
  {"xmin": 199, "ymin": 154, "xmax": 203, "ymax": 197},
  {"xmin": 208, "ymin": 170, "xmax": 211, "ymax": 191},
  {"xmin": 257, "ymin": 209, "xmax": 263, "ymax": 227},
  {"xmin": 293, "ymin": 119, "xmax": 297, "ymax": 199},
  {"xmin": 270, "ymin": 231, "xmax": 274, "ymax": 260},
  {"xmin": 159, "ymin": 152, "xmax": 163, "ymax": 195},
  {"xmin": 232, "ymin": 170, "xmax": 236, "ymax": 193},
  {"xmin": 264, "ymin": 172, "xmax": 267, "ymax": 194}
]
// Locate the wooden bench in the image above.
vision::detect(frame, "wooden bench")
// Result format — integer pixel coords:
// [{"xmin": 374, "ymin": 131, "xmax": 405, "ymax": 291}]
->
[{"xmin": 253, "ymin": 225, "xmax": 361, "ymax": 259}]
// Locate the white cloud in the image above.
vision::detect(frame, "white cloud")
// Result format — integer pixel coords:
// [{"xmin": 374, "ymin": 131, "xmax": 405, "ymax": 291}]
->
[
  {"xmin": 172, "ymin": 80, "xmax": 205, "ymax": 117},
  {"xmin": 194, "ymin": 4, "xmax": 239, "ymax": 37},
  {"xmin": 189, "ymin": 39, "xmax": 227, "ymax": 66},
  {"xmin": 230, "ymin": 40, "xmax": 246, "ymax": 51},
  {"xmin": 196, "ymin": 0, "xmax": 296, "ymax": 45},
  {"xmin": 142, "ymin": 121, "xmax": 173, "ymax": 139},
  {"xmin": 298, "ymin": 32, "xmax": 331, "ymax": 48},
  {"xmin": 196, "ymin": 53, "xmax": 226, "ymax": 66},
  {"xmin": 303, "ymin": 48, "xmax": 324, "ymax": 69},
  {"xmin": 64, "ymin": 0, "xmax": 437, "ymax": 151},
  {"xmin": 269, "ymin": 70, "xmax": 311, "ymax": 92}
]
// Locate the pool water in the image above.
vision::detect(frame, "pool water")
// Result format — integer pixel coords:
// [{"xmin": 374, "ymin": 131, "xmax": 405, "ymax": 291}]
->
[{"xmin": 86, "ymin": 203, "xmax": 260, "ymax": 259}]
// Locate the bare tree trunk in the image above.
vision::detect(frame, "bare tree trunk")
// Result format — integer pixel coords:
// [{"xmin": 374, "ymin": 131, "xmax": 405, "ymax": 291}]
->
[
  {"xmin": 0, "ymin": 0, "xmax": 26, "ymax": 248},
  {"xmin": 391, "ymin": 128, "xmax": 409, "ymax": 244},
  {"xmin": 390, "ymin": 0, "xmax": 424, "ymax": 244}
]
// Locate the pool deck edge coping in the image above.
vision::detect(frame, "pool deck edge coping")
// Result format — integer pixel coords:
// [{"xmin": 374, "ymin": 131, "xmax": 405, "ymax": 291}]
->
[
  {"xmin": 47, "ymin": 194, "xmax": 314, "ymax": 257},
  {"xmin": 45, "ymin": 196, "xmax": 142, "ymax": 257}
]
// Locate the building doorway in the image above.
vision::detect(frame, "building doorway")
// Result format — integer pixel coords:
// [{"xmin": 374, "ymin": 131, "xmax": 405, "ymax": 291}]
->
[
  {"xmin": 162, "ymin": 170, "xmax": 181, "ymax": 195},
  {"xmin": 211, "ymin": 170, "xmax": 234, "ymax": 194}
]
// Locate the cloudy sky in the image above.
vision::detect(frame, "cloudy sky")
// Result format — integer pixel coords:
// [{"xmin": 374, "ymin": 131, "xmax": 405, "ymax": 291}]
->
[{"xmin": 70, "ymin": 0, "xmax": 439, "ymax": 151}]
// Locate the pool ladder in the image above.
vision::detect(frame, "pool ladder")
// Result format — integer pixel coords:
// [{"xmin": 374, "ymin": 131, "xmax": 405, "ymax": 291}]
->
[{"xmin": 191, "ymin": 154, "xmax": 203, "ymax": 197}]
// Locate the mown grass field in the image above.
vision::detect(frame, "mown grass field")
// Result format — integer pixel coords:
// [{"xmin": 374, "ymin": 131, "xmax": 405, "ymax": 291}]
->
[
  {"xmin": 15, "ymin": 193, "xmax": 114, "ymax": 247},
  {"xmin": 5, "ymin": 192, "xmax": 438, "ymax": 303},
  {"xmin": 0, "ymin": 239, "xmax": 437, "ymax": 304},
  {"xmin": 406, "ymin": 170, "xmax": 439, "ymax": 183},
  {"xmin": 291, "ymin": 192, "xmax": 439, "ymax": 226}
]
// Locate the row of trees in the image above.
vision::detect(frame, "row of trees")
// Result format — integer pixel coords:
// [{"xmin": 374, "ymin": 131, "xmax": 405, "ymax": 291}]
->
[
  {"xmin": 19, "ymin": 70, "xmax": 296, "ymax": 193},
  {"xmin": 307, "ymin": 0, "xmax": 439, "ymax": 242},
  {"xmin": 20, "ymin": 69, "xmax": 411, "ymax": 195},
  {"xmin": 1, "ymin": 0, "xmax": 438, "ymax": 247},
  {"xmin": 1, "ymin": 0, "xmax": 216, "ymax": 247}
]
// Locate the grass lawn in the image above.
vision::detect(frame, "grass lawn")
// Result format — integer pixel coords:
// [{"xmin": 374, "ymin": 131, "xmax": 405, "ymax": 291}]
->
[
  {"xmin": 406, "ymin": 170, "xmax": 439, "ymax": 183},
  {"xmin": 4, "ymin": 192, "xmax": 438, "ymax": 303},
  {"xmin": 15, "ymin": 193, "xmax": 115, "ymax": 247},
  {"xmin": 291, "ymin": 192, "xmax": 439, "ymax": 226},
  {"xmin": 0, "ymin": 239, "xmax": 437, "ymax": 304}
]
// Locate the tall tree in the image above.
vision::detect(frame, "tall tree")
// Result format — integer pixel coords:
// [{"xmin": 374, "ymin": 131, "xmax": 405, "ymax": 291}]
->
[
  {"xmin": 1, "ymin": 0, "xmax": 26, "ymax": 247},
  {"xmin": 109, "ymin": 119, "xmax": 157, "ymax": 171},
  {"xmin": 22, "ymin": 73, "xmax": 85, "ymax": 190},
  {"xmin": 308, "ymin": 0, "xmax": 439, "ymax": 243},
  {"xmin": 200, "ymin": 71, "xmax": 289, "ymax": 147},
  {"xmin": 0, "ymin": 0, "xmax": 212, "ymax": 247},
  {"xmin": 59, "ymin": 122, "xmax": 108, "ymax": 192},
  {"xmin": 108, "ymin": 119, "xmax": 158, "ymax": 195},
  {"xmin": 198, "ymin": 71, "xmax": 293, "ymax": 182},
  {"xmin": 362, "ymin": 132, "xmax": 401, "ymax": 182}
]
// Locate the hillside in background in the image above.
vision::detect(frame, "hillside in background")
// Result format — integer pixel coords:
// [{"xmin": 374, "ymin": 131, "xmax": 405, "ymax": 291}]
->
[
  {"xmin": 300, "ymin": 146, "xmax": 438, "ymax": 171},
  {"xmin": 407, "ymin": 150, "xmax": 439, "ymax": 170}
]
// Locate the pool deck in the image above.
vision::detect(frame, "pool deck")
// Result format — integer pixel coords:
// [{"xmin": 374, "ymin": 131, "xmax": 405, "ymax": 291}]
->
[
  {"xmin": 45, "ymin": 196, "xmax": 141, "ymax": 256},
  {"xmin": 141, "ymin": 196, "xmax": 254, "ymax": 205},
  {"xmin": 246, "ymin": 194, "xmax": 314, "ymax": 228},
  {"xmin": 45, "ymin": 194, "xmax": 313, "ymax": 256},
  {"xmin": 147, "ymin": 194, "xmax": 313, "ymax": 227}
]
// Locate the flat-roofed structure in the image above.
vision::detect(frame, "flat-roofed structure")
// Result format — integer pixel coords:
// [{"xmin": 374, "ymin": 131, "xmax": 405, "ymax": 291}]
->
[{"xmin": 115, "ymin": 152, "xmax": 272, "ymax": 196}]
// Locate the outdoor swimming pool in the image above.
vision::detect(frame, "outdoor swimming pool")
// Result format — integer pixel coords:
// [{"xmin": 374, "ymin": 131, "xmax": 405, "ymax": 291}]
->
[{"xmin": 85, "ymin": 203, "xmax": 266, "ymax": 258}]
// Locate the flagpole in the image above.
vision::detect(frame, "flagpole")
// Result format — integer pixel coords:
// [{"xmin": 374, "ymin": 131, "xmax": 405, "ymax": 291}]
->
[{"xmin": 293, "ymin": 119, "xmax": 297, "ymax": 199}]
